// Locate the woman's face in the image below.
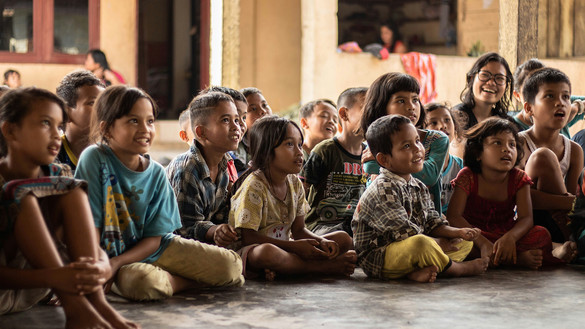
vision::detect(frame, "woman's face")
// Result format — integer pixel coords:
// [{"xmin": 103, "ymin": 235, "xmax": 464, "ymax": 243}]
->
[
  {"xmin": 472, "ymin": 61, "xmax": 507, "ymax": 106},
  {"xmin": 380, "ymin": 26, "xmax": 394, "ymax": 45},
  {"xmin": 84, "ymin": 54, "xmax": 100, "ymax": 72}
]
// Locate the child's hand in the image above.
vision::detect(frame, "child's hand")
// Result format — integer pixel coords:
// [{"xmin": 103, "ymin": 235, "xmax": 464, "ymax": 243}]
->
[
  {"xmin": 213, "ymin": 224, "xmax": 238, "ymax": 247},
  {"xmin": 493, "ymin": 235, "xmax": 517, "ymax": 266},
  {"xmin": 458, "ymin": 228, "xmax": 481, "ymax": 241},
  {"xmin": 293, "ymin": 239, "xmax": 328, "ymax": 260},
  {"xmin": 46, "ymin": 258, "xmax": 107, "ymax": 295},
  {"xmin": 319, "ymin": 239, "xmax": 340, "ymax": 259},
  {"xmin": 361, "ymin": 147, "xmax": 374, "ymax": 164}
]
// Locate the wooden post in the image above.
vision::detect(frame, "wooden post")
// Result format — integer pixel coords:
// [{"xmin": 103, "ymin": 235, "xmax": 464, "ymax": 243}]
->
[
  {"xmin": 559, "ymin": 0, "xmax": 574, "ymax": 57},
  {"xmin": 499, "ymin": 0, "xmax": 539, "ymax": 70},
  {"xmin": 538, "ymin": 0, "xmax": 548, "ymax": 58},
  {"xmin": 574, "ymin": 0, "xmax": 585, "ymax": 56},
  {"xmin": 547, "ymin": 0, "xmax": 560, "ymax": 57},
  {"xmin": 222, "ymin": 0, "xmax": 240, "ymax": 88}
]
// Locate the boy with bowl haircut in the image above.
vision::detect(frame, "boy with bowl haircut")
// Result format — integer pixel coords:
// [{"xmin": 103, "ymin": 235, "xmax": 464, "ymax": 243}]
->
[{"xmin": 352, "ymin": 115, "xmax": 488, "ymax": 282}]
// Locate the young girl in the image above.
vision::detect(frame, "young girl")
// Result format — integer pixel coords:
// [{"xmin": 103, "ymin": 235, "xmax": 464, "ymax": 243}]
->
[
  {"xmin": 453, "ymin": 52, "xmax": 514, "ymax": 131},
  {"xmin": 229, "ymin": 115, "xmax": 356, "ymax": 280},
  {"xmin": 447, "ymin": 118, "xmax": 563, "ymax": 269},
  {"xmin": 517, "ymin": 67, "xmax": 581, "ymax": 261},
  {"xmin": 424, "ymin": 102, "xmax": 464, "ymax": 214},
  {"xmin": 0, "ymin": 87, "xmax": 138, "ymax": 328},
  {"xmin": 361, "ymin": 72, "xmax": 449, "ymax": 213},
  {"xmin": 75, "ymin": 85, "xmax": 244, "ymax": 301}
]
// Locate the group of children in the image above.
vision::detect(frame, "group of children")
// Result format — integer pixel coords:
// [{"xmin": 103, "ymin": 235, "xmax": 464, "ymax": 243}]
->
[{"xmin": 1, "ymin": 50, "xmax": 584, "ymax": 328}]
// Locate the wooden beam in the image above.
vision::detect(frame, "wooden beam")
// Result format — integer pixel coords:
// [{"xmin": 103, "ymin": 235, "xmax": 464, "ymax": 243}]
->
[
  {"xmin": 559, "ymin": 0, "xmax": 574, "ymax": 57},
  {"xmin": 575, "ymin": 0, "xmax": 585, "ymax": 56},
  {"xmin": 499, "ymin": 0, "xmax": 538, "ymax": 70},
  {"xmin": 547, "ymin": 0, "xmax": 560, "ymax": 57},
  {"xmin": 538, "ymin": 0, "xmax": 548, "ymax": 58}
]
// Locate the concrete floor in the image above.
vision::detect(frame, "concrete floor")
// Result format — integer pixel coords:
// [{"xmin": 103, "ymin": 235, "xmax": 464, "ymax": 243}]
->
[{"xmin": 1, "ymin": 266, "xmax": 585, "ymax": 329}]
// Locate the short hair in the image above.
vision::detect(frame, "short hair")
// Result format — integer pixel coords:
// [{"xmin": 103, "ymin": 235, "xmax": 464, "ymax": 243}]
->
[
  {"xmin": 56, "ymin": 70, "xmax": 105, "ymax": 108},
  {"xmin": 361, "ymin": 72, "xmax": 423, "ymax": 136},
  {"xmin": 513, "ymin": 58, "xmax": 545, "ymax": 93},
  {"xmin": 337, "ymin": 87, "xmax": 368, "ymax": 109},
  {"xmin": 188, "ymin": 92, "xmax": 234, "ymax": 128},
  {"xmin": 460, "ymin": 52, "xmax": 514, "ymax": 118},
  {"xmin": 240, "ymin": 87, "xmax": 262, "ymax": 98},
  {"xmin": 299, "ymin": 99, "xmax": 336, "ymax": 119},
  {"xmin": 424, "ymin": 102, "xmax": 462, "ymax": 140},
  {"xmin": 178, "ymin": 109, "xmax": 190, "ymax": 129},
  {"xmin": 522, "ymin": 67, "xmax": 571, "ymax": 105},
  {"xmin": 0, "ymin": 87, "xmax": 67, "ymax": 157},
  {"xmin": 91, "ymin": 85, "xmax": 158, "ymax": 145},
  {"xmin": 3, "ymin": 69, "xmax": 19, "ymax": 82},
  {"xmin": 463, "ymin": 117, "xmax": 524, "ymax": 173},
  {"xmin": 200, "ymin": 86, "xmax": 247, "ymax": 104},
  {"xmin": 365, "ymin": 114, "xmax": 412, "ymax": 157}
]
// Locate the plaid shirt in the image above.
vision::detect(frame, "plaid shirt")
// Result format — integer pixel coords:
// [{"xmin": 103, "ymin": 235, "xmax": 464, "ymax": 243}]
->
[
  {"xmin": 351, "ymin": 167, "xmax": 447, "ymax": 278},
  {"xmin": 166, "ymin": 141, "xmax": 231, "ymax": 242}
]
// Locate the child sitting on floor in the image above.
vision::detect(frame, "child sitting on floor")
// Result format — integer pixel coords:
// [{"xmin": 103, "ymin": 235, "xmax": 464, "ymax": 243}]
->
[
  {"xmin": 448, "ymin": 117, "xmax": 568, "ymax": 269},
  {"xmin": 300, "ymin": 88, "xmax": 367, "ymax": 236},
  {"xmin": 424, "ymin": 102, "xmax": 464, "ymax": 215},
  {"xmin": 55, "ymin": 70, "xmax": 105, "ymax": 171},
  {"xmin": 75, "ymin": 86, "xmax": 244, "ymax": 301},
  {"xmin": 518, "ymin": 67, "xmax": 581, "ymax": 261},
  {"xmin": 166, "ymin": 92, "xmax": 242, "ymax": 246},
  {"xmin": 230, "ymin": 115, "xmax": 356, "ymax": 280},
  {"xmin": 299, "ymin": 98, "xmax": 338, "ymax": 161},
  {"xmin": 0, "ymin": 87, "xmax": 138, "ymax": 328},
  {"xmin": 353, "ymin": 115, "xmax": 488, "ymax": 283}
]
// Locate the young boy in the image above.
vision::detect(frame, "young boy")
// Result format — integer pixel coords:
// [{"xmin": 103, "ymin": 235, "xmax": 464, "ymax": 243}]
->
[
  {"xmin": 178, "ymin": 108, "xmax": 195, "ymax": 146},
  {"xmin": 352, "ymin": 115, "xmax": 488, "ymax": 283},
  {"xmin": 166, "ymin": 92, "xmax": 242, "ymax": 247},
  {"xmin": 299, "ymin": 99, "xmax": 338, "ymax": 161},
  {"xmin": 300, "ymin": 88, "xmax": 367, "ymax": 236},
  {"xmin": 56, "ymin": 70, "xmax": 105, "ymax": 171},
  {"xmin": 3, "ymin": 69, "xmax": 21, "ymax": 88},
  {"xmin": 237, "ymin": 87, "xmax": 272, "ymax": 166}
]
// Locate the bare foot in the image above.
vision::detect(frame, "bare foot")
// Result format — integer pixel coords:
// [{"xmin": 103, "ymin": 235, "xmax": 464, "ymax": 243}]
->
[
  {"xmin": 87, "ymin": 292, "xmax": 141, "ymax": 329},
  {"xmin": 552, "ymin": 241, "xmax": 578, "ymax": 263},
  {"xmin": 444, "ymin": 257, "xmax": 488, "ymax": 277},
  {"xmin": 407, "ymin": 265, "xmax": 438, "ymax": 283},
  {"xmin": 264, "ymin": 269, "xmax": 276, "ymax": 281},
  {"xmin": 517, "ymin": 249, "xmax": 543, "ymax": 270},
  {"xmin": 323, "ymin": 250, "xmax": 357, "ymax": 276},
  {"xmin": 59, "ymin": 294, "xmax": 111, "ymax": 329}
]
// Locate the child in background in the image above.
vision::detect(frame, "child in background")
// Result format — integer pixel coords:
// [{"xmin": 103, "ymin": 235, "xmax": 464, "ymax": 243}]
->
[
  {"xmin": 76, "ymin": 86, "xmax": 244, "ymax": 301},
  {"xmin": 56, "ymin": 70, "xmax": 105, "ymax": 171},
  {"xmin": 0, "ymin": 85, "xmax": 10, "ymax": 97},
  {"xmin": 452, "ymin": 52, "xmax": 514, "ymax": 131},
  {"xmin": 361, "ymin": 72, "xmax": 449, "ymax": 213},
  {"xmin": 518, "ymin": 68, "xmax": 581, "ymax": 260},
  {"xmin": 299, "ymin": 99, "xmax": 338, "ymax": 161},
  {"xmin": 424, "ymin": 102, "xmax": 464, "ymax": 214},
  {"xmin": 300, "ymin": 88, "xmax": 367, "ymax": 236},
  {"xmin": 166, "ymin": 92, "xmax": 241, "ymax": 246},
  {"xmin": 3, "ymin": 69, "xmax": 21, "ymax": 89},
  {"xmin": 0, "ymin": 88, "xmax": 138, "ymax": 328},
  {"xmin": 200, "ymin": 86, "xmax": 249, "ymax": 177},
  {"xmin": 448, "ymin": 118, "xmax": 567, "ymax": 269},
  {"xmin": 237, "ymin": 87, "xmax": 272, "ymax": 167},
  {"xmin": 352, "ymin": 115, "xmax": 487, "ymax": 283},
  {"xmin": 512, "ymin": 58, "xmax": 584, "ymax": 138},
  {"xmin": 230, "ymin": 116, "xmax": 356, "ymax": 280},
  {"xmin": 178, "ymin": 109, "xmax": 195, "ymax": 146}
]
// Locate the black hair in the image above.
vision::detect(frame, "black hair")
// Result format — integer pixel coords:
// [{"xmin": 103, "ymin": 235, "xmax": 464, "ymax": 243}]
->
[
  {"xmin": 87, "ymin": 49, "xmax": 110, "ymax": 70},
  {"xmin": 240, "ymin": 87, "xmax": 263, "ymax": 98},
  {"xmin": 365, "ymin": 114, "xmax": 411, "ymax": 157},
  {"xmin": 56, "ymin": 69, "xmax": 105, "ymax": 108},
  {"xmin": 0, "ymin": 87, "xmax": 67, "ymax": 156},
  {"xmin": 522, "ymin": 67, "xmax": 571, "ymax": 105},
  {"xmin": 463, "ymin": 117, "xmax": 524, "ymax": 173},
  {"xmin": 233, "ymin": 115, "xmax": 303, "ymax": 192},
  {"xmin": 299, "ymin": 99, "xmax": 337, "ymax": 119},
  {"xmin": 188, "ymin": 92, "xmax": 234, "ymax": 128},
  {"xmin": 424, "ymin": 101, "xmax": 462, "ymax": 141},
  {"xmin": 361, "ymin": 72, "xmax": 424, "ymax": 136},
  {"xmin": 337, "ymin": 87, "xmax": 368, "ymax": 110},
  {"xmin": 460, "ymin": 52, "xmax": 514, "ymax": 118},
  {"xmin": 513, "ymin": 58, "xmax": 545, "ymax": 93},
  {"xmin": 179, "ymin": 108, "xmax": 190, "ymax": 128},
  {"xmin": 200, "ymin": 86, "xmax": 247, "ymax": 104},
  {"xmin": 3, "ymin": 69, "xmax": 19, "ymax": 82},
  {"xmin": 91, "ymin": 85, "xmax": 158, "ymax": 144}
]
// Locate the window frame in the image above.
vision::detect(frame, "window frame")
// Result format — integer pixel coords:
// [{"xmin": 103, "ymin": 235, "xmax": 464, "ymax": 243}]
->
[{"xmin": 0, "ymin": 0, "xmax": 100, "ymax": 64}]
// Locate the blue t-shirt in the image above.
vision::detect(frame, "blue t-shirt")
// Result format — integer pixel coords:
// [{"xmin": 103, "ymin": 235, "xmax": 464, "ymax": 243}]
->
[{"xmin": 75, "ymin": 144, "xmax": 181, "ymax": 263}]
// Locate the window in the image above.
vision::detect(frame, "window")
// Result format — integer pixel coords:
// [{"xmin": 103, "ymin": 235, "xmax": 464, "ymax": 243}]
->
[{"xmin": 0, "ymin": 0, "xmax": 99, "ymax": 64}]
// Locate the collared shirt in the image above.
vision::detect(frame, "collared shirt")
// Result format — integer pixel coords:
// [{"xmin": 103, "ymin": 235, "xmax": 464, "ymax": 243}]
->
[
  {"xmin": 166, "ymin": 141, "xmax": 232, "ymax": 242},
  {"xmin": 351, "ymin": 167, "xmax": 447, "ymax": 278}
]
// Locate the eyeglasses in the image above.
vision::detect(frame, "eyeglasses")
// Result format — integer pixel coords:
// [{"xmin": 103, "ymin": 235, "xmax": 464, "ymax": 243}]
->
[{"xmin": 477, "ymin": 70, "xmax": 509, "ymax": 86}]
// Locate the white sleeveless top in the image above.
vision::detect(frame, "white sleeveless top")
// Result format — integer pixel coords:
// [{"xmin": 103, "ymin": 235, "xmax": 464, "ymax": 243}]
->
[{"xmin": 520, "ymin": 131, "xmax": 571, "ymax": 178}]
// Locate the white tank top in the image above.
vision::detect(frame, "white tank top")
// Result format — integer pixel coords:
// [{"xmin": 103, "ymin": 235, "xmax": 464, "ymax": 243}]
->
[{"xmin": 520, "ymin": 131, "xmax": 571, "ymax": 178}]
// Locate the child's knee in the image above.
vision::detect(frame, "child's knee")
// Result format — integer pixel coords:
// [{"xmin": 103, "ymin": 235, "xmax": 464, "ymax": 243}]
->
[
  {"xmin": 408, "ymin": 235, "xmax": 439, "ymax": 253},
  {"xmin": 324, "ymin": 231, "xmax": 353, "ymax": 251},
  {"xmin": 115, "ymin": 263, "xmax": 173, "ymax": 301},
  {"xmin": 529, "ymin": 148, "xmax": 559, "ymax": 172},
  {"xmin": 206, "ymin": 248, "xmax": 245, "ymax": 287},
  {"xmin": 249, "ymin": 243, "xmax": 287, "ymax": 268}
]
